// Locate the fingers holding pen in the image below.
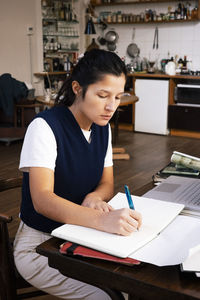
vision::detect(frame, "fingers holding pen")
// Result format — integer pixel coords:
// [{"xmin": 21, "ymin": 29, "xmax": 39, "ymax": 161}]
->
[
  {"xmin": 119, "ymin": 208, "xmax": 142, "ymax": 235},
  {"xmin": 100, "ymin": 208, "xmax": 142, "ymax": 236},
  {"xmin": 129, "ymin": 209, "xmax": 142, "ymax": 229}
]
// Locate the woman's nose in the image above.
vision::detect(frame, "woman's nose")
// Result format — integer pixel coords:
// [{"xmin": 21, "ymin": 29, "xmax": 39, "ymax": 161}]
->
[{"xmin": 105, "ymin": 99, "xmax": 116, "ymax": 111}]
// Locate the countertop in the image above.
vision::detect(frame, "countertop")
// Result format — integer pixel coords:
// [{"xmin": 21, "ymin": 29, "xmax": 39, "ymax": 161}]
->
[{"xmin": 128, "ymin": 72, "xmax": 200, "ymax": 80}]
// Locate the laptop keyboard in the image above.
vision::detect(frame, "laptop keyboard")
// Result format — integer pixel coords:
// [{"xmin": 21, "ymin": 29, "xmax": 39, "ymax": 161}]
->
[{"xmin": 175, "ymin": 181, "xmax": 200, "ymax": 206}]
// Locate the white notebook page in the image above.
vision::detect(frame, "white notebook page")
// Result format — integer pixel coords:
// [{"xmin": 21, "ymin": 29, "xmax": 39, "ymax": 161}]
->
[{"xmin": 51, "ymin": 193, "xmax": 184, "ymax": 258}]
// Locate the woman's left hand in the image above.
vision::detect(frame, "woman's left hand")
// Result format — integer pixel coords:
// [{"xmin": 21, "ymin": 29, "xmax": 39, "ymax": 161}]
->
[{"xmin": 81, "ymin": 195, "xmax": 113, "ymax": 212}]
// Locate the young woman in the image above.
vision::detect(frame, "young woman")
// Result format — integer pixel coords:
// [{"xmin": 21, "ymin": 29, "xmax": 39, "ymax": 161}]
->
[{"xmin": 14, "ymin": 49, "xmax": 142, "ymax": 299}]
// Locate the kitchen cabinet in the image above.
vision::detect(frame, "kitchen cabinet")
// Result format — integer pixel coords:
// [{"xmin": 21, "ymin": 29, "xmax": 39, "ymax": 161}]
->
[
  {"xmin": 91, "ymin": 0, "xmax": 200, "ymax": 24},
  {"xmin": 167, "ymin": 76, "xmax": 200, "ymax": 137},
  {"xmin": 168, "ymin": 105, "xmax": 200, "ymax": 132}
]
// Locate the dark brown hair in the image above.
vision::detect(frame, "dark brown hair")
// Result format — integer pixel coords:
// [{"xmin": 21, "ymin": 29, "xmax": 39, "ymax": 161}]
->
[{"xmin": 55, "ymin": 49, "xmax": 127, "ymax": 106}]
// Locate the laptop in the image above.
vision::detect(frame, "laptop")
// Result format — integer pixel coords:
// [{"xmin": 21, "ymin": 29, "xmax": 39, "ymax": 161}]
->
[{"xmin": 143, "ymin": 175, "xmax": 200, "ymax": 215}]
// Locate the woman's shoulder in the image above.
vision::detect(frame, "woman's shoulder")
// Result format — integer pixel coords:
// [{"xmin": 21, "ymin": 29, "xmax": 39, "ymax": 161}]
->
[{"xmin": 34, "ymin": 105, "xmax": 67, "ymax": 122}]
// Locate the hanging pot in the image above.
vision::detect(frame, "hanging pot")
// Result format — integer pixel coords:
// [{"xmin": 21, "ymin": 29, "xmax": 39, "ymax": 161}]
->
[
  {"xmin": 107, "ymin": 42, "xmax": 116, "ymax": 51},
  {"xmin": 127, "ymin": 43, "xmax": 140, "ymax": 58},
  {"xmin": 127, "ymin": 28, "xmax": 140, "ymax": 58},
  {"xmin": 97, "ymin": 35, "xmax": 107, "ymax": 45},
  {"xmin": 105, "ymin": 29, "xmax": 119, "ymax": 44}
]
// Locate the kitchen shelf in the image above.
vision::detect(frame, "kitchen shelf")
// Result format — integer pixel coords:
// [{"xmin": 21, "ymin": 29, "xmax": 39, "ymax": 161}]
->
[
  {"xmin": 92, "ymin": 0, "xmax": 198, "ymax": 6},
  {"xmin": 34, "ymin": 72, "xmax": 69, "ymax": 76},
  {"xmin": 91, "ymin": 0, "xmax": 200, "ymax": 21},
  {"xmin": 97, "ymin": 18, "xmax": 199, "ymax": 24},
  {"xmin": 43, "ymin": 18, "xmax": 79, "ymax": 23},
  {"xmin": 43, "ymin": 34, "xmax": 79, "ymax": 37},
  {"xmin": 58, "ymin": 48, "xmax": 79, "ymax": 51}
]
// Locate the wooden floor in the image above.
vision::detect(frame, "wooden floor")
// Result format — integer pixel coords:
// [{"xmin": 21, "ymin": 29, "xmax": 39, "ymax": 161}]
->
[{"xmin": 1, "ymin": 130, "xmax": 200, "ymax": 299}]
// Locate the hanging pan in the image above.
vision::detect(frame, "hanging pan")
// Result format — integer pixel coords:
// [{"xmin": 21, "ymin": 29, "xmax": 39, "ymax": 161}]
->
[
  {"xmin": 107, "ymin": 42, "xmax": 116, "ymax": 51},
  {"xmin": 127, "ymin": 28, "xmax": 140, "ymax": 58},
  {"xmin": 105, "ymin": 29, "xmax": 119, "ymax": 44}
]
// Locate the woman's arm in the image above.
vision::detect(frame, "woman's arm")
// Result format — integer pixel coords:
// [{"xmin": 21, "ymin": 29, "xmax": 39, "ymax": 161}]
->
[
  {"xmin": 29, "ymin": 167, "xmax": 142, "ymax": 236},
  {"xmin": 81, "ymin": 166, "xmax": 114, "ymax": 212}
]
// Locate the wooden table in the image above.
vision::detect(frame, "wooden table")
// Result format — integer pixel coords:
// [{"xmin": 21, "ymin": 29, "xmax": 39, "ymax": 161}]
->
[
  {"xmin": 35, "ymin": 96, "xmax": 54, "ymax": 107},
  {"xmin": 36, "ymin": 182, "xmax": 200, "ymax": 300}
]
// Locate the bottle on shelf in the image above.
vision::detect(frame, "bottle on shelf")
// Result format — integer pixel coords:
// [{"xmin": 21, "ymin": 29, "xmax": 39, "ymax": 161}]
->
[
  {"xmin": 54, "ymin": 39, "xmax": 58, "ymax": 51},
  {"xmin": 65, "ymin": 3, "xmax": 69, "ymax": 21},
  {"xmin": 60, "ymin": 2, "xmax": 65, "ymax": 20},
  {"xmin": 187, "ymin": 2, "xmax": 192, "ymax": 20},
  {"xmin": 49, "ymin": 38, "xmax": 54, "ymax": 50},
  {"xmin": 64, "ymin": 55, "xmax": 71, "ymax": 72},
  {"xmin": 182, "ymin": 56, "xmax": 188, "ymax": 71}
]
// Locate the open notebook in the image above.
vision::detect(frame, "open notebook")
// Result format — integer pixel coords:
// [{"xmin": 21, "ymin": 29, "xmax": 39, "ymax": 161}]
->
[{"xmin": 51, "ymin": 193, "xmax": 184, "ymax": 258}]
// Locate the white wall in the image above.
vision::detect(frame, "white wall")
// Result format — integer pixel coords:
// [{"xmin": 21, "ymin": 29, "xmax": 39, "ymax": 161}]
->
[
  {"xmin": 94, "ymin": 2, "xmax": 200, "ymax": 71},
  {"xmin": 0, "ymin": 0, "xmax": 43, "ymax": 89}
]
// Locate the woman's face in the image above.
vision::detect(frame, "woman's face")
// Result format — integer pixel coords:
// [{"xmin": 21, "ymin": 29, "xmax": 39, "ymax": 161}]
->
[{"xmin": 71, "ymin": 73, "xmax": 126, "ymax": 130}]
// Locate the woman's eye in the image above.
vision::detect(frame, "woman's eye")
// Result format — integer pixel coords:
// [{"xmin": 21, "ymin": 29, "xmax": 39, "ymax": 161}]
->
[{"xmin": 98, "ymin": 94, "xmax": 107, "ymax": 99}]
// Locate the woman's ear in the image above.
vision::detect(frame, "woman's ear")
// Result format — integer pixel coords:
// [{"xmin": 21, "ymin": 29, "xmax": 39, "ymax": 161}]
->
[{"xmin": 72, "ymin": 81, "xmax": 82, "ymax": 95}]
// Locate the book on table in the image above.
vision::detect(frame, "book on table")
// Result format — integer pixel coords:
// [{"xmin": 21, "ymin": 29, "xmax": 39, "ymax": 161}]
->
[
  {"xmin": 171, "ymin": 151, "xmax": 200, "ymax": 171},
  {"xmin": 161, "ymin": 162, "xmax": 199, "ymax": 176},
  {"xmin": 51, "ymin": 192, "xmax": 184, "ymax": 259},
  {"xmin": 152, "ymin": 161, "xmax": 200, "ymax": 184}
]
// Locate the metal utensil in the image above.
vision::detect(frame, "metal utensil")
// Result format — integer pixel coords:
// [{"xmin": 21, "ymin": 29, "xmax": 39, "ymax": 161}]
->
[
  {"xmin": 107, "ymin": 42, "xmax": 116, "ymax": 51},
  {"xmin": 153, "ymin": 27, "xmax": 159, "ymax": 49},
  {"xmin": 127, "ymin": 28, "xmax": 140, "ymax": 58},
  {"xmin": 105, "ymin": 29, "xmax": 119, "ymax": 43},
  {"xmin": 97, "ymin": 35, "xmax": 106, "ymax": 45}
]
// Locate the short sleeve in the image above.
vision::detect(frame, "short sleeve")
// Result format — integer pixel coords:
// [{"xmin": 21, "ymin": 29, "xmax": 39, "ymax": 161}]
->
[
  {"xmin": 19, "ymin": 118, "xmax": 57, "ymax": 172},
  {"xmin": 104, "ymin": 124, "xmax": 113, "ymax": 168}
]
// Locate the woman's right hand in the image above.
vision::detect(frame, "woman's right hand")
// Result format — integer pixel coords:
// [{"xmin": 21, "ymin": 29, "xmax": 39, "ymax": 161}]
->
[{"xmin": 98, "ymin": 208, "xmax": 142, "ymax": 236}]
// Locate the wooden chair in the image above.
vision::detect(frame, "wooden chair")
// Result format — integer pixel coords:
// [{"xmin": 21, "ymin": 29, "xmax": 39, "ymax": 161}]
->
[
  {"xmin": 0, "ymin": 177, "xmax": 47, "ymax": 299},
  {"xmin": 0, "ymin": 177, "xmax": 125, "ymax": 300}
]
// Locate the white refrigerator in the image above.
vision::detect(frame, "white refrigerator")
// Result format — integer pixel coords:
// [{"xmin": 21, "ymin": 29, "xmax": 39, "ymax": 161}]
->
[{"xmin": 135, "ymin": 79, "xmax": 169, "ymax": 135}]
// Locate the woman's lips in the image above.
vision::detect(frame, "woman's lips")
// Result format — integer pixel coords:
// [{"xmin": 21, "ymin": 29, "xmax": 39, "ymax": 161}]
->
[{"xmin": 101, "ymin": 115, "xmax": 112, "ymax": 120}]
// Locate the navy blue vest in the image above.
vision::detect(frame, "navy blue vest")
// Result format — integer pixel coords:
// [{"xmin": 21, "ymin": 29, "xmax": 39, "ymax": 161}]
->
[{"xmin": 20, "ymin": 106, "xmax": 109, "ymax": 233}]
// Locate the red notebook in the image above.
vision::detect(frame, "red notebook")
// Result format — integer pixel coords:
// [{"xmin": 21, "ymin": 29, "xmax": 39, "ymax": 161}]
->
[{"xmin": 60, "ymin": 242, "xmax": 140, "ymax": 266}]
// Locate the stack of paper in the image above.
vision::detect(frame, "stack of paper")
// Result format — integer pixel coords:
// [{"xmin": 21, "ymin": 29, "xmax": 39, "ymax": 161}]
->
[{"xmin": 181, "ymin": 244, "xmax": 200, "ymax": 276}]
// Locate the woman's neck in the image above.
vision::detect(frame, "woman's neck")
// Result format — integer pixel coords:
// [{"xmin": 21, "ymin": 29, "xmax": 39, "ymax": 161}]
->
[{"xmin": 68, "ymin": 105, "xmax": 92, "ymax": 131}]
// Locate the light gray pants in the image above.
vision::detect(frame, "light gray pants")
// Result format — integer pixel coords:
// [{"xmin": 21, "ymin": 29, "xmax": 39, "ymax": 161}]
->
[{"xmin": 14, "ymin": 221, "xmax": 111, "ymax": 300}]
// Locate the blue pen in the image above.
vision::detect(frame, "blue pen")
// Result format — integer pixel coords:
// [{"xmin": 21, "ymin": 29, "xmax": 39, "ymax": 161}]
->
[{"xmin": 124, "ymin": 185, "xmax": 135, "ymax": 210}]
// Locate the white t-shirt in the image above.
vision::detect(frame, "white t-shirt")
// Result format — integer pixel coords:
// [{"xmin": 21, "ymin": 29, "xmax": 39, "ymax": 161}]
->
[{"xmin": 19, "ymin": 117, "xmax": 113, "ymax": 172}]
